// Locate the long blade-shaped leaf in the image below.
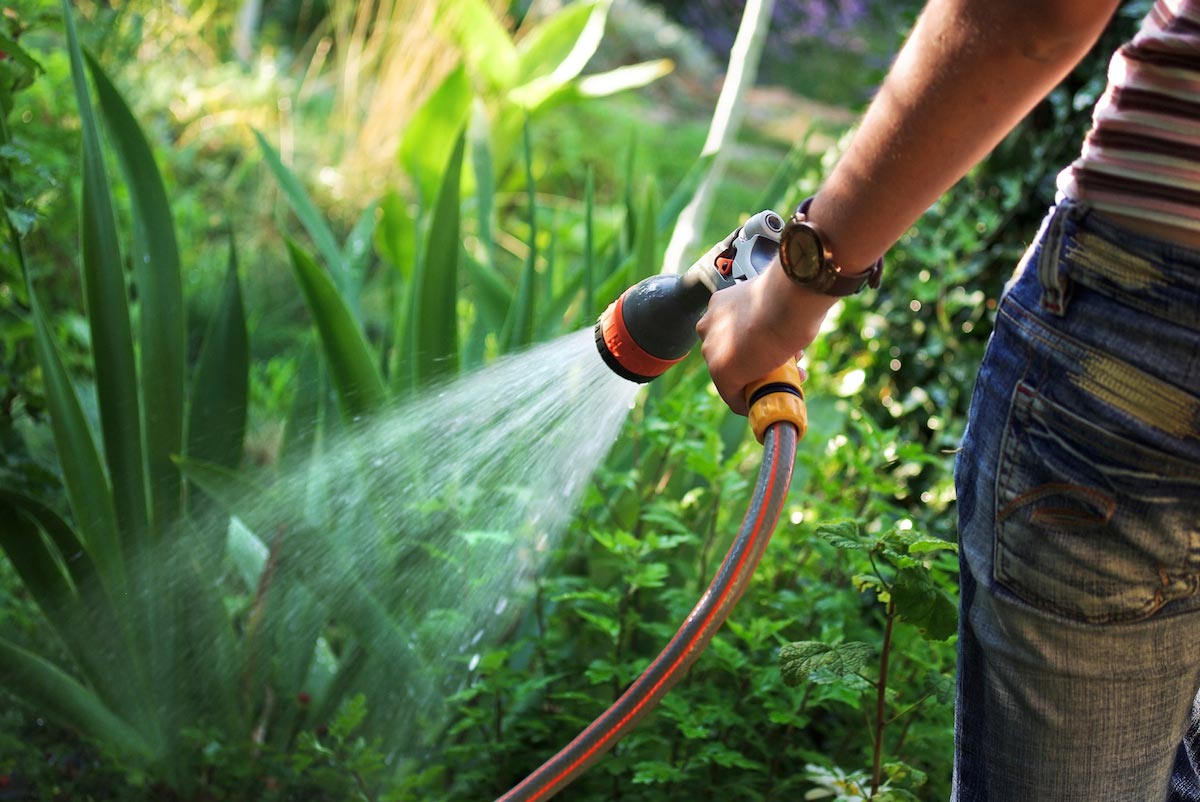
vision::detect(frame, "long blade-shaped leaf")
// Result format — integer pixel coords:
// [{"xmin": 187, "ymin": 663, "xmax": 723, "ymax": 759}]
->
[
  {"xmin": 254, "ymin": 129, "xmax": 348, "ymax": 300},
  {"xmin": 414, "ymin": 129, "xmax": 465, "ymax": 385},
  {"xmin": 62, "ymin": 0, "xmax": 148, "ymax": 548},
  {"xmin": 287, "ymin": 240, "xmax": 387, "ymax": 420},
  {"xmin": 86, "ymin": 52, "xmax": 185, "ymax": 535},
  {"xmin": 0, "ymin": 495, "xmax": 148, "ymax": 721},
  {"xmin": 0, "ymin": 636, "xmax": 154, "ymax": 760},
  {"xmin": 0, "ymin": 499, "xmax": 76, "ymax": 614},
  {"xmin": 584, "ymin": 166, "xmax": 596, "ymax": 319},
  {"xmin": 398, "ymin": 65, "xmax": 472, "ymax": 212},
  {"xmin": 504, "ymin": 120, "xmax": 537, "ymax": 351},
  {"xmin": 26, "ymin": 296, "xmax": 124, "ymax": 592},
  {"xmin": 187, "ymin": 243, "xmax": 248, "ymax": 472},
  {"xmin": 634, "ymin": 178, "xmax": 660, "ymax": 283}
]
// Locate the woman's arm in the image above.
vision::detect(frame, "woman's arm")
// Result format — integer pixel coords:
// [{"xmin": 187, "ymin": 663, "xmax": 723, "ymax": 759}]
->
[{"xmin": 698, "ymin": 0, "xmax": 1123, "ymax": 414}]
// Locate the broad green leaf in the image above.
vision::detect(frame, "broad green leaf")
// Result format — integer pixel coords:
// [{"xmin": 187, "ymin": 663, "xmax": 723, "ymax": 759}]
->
[
  {"xmin": 0, "ymin": 636, "xmax": 154, "ymax": 759},
  {"xmin": 286, "ymin": 239, "xmax": 387, "ymax": 420},
  {"xmin": 575, "ymin": 59, "xmax": 674, "ymax": 98},
  {"xmin": 187, "ymin": 246, "xmax": 248, "ymax": 471},
  {"xmin": 398, "ymin": 64, "xmax": 472, "ymax": 211},
  {"xmin": 436, "ymin": 0, "xmax": 517, "ymax": 91},
  {"xmin": 907, "ymin": 535, "xmax": 958, "ymax": 556},
  {"xmin": 509, "ymin": 0, "xmax": 607, "ymax": 108},
  {"xmin": 779, "ymin": 640, "xmax": 873, "ymax": 687},
  {"xmin": 254, "ymin": 130, "xmax": 347, "ymax": 298},
  {"xmin": 63, "ymin": 0, "xmax": 148, "ymax": 547},
  {"xmin": 376, "ymin": 191, "xmax": 416, "ymax": 280},
  {"xmin": 530, "ymin": 59, "xmax": 674, "ymax": 111},
  {"xmin": 924, "ymin": 670, "xmax": 956, "ymax": 706},
  {"xmin": 815, "ymin": 519, "xmax": 870, "ymax": 550},
  {"xmin": 414, "ymin": 129, "xmax": 464, "ymax": 383},
  {"xmin": 892, "ymin": 565, "xmax": 958, "ymax": 641},
  {"xmin": 87, "ymin": 52, "xmax": 185, "ymax": 535}
]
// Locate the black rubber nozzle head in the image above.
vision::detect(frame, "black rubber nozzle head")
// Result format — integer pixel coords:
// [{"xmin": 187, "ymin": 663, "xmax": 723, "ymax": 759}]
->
[{"xmin": 594, "ymin": 273, "xmax": 713, "ymax": 383}]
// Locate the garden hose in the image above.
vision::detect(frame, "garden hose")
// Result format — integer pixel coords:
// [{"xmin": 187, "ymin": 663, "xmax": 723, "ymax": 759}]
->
[
  {"xmin": 496, "ymin": 419, "xmax": 799, "ymax": 802},
  {"xmin": 493, "ymin": 215, "xmax": 807, "ymax": 802}
]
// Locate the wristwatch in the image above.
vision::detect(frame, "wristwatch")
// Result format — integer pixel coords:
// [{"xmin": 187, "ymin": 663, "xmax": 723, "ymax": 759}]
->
[{"xmin": 778, "ymin": 197, "xmax": 883, "ymax": 296}]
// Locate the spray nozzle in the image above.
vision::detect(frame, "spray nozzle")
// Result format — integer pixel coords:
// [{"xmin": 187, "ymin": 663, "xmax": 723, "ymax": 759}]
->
[
  {"xmin": 594, "ymin": 209, "xmax": 806, "ymax": 441},
  {"xmin": 593, "ymin": 210, "xmax": 785, "ymax": 384}
]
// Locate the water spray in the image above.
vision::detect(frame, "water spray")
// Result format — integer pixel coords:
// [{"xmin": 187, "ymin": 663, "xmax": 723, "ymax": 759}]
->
[{"xmin": 495, "ymin": 212, "xmax": 808, "ymax": 801}]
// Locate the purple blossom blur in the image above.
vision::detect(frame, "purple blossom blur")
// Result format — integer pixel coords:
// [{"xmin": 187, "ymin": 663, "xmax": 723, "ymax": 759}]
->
[{"xmin": 661, "ymin": 0, "xmax": 876, "ymax": 57}]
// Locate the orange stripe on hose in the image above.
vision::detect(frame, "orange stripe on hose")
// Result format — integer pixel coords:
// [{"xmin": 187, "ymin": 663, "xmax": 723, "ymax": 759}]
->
[
  {"xmin": 521, "ymin": 430, "xmax": 787, "ymax": 801},
  {"xmin": 600, "ymin": 294, "xmax": 687, "ymax": 380}
]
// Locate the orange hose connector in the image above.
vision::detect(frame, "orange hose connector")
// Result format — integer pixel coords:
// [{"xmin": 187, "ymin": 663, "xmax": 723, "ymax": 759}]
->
[{"xmin": 745, "ymin": 361, "xmax": 807, "ymax": 444}]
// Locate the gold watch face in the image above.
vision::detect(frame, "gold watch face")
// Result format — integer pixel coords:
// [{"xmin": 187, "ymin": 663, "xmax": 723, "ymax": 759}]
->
[{"xmin": 782, "ymin": 222, "xmax": 823, "ymax": 283}]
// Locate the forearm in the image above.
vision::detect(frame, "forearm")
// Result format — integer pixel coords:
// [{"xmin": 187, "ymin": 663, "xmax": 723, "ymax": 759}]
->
[{"xmin": 808, "ymin": 0, "xmax": 1122, "ymax": 270}]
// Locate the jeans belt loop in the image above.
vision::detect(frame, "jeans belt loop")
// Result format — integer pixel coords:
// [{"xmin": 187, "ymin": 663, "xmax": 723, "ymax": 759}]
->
[{"xmin": 1036, "ymin": 200, "xmax": 1074, "ymax": 317}]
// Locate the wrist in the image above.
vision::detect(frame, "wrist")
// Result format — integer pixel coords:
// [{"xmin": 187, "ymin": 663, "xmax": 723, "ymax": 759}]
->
[
  {"xmin": 757, "ymin": 256, "xmax": 838, "ymax": 351},
  {"xmin": 778, "ymin": 196, "xmax": 885, "ymax": 296}
]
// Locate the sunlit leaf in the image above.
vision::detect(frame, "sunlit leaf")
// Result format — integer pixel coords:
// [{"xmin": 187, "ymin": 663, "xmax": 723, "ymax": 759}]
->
[
  {"xmin": 816, "ymin": 519, "xmax": 870, "ymax": 550},
  {"xmin": 286, "ymin": 239, "xmax": 386, "ymax": 419},
  {"xmin": 436, "ymin": 0, "xmax": 517, "ymax": 91},
  {"xmin": 414, "ymin": 128, "xmax": 464, "ymax": 383},
  {"xmin": 398, "ymin": 64, "xmax": 472, "ymax": 211},
  {"xmin": 509, "ymin": 0, "xmax": 607, "ymax": 108},
  {"xmin": 779, "ymin": 641, "xmax": 874, "ymax": 687}
]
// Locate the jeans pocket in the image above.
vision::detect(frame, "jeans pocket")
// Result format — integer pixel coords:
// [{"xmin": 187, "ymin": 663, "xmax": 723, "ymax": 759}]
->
[{"xmin": 993, "ymin": 379, "xmax": 1200, "ymax": 624}]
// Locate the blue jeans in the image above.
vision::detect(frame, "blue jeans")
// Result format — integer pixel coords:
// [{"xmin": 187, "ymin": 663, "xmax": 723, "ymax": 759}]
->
[{"xmin": 953, "ymin": 199, "xmax": 1200, "ymax": 801}]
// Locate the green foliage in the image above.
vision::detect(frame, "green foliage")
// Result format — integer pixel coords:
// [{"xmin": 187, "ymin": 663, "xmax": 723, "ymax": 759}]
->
[
  {"xmin": 0, "ymin": 2, "xmax": 1155, "ymax": 801},
  {"xmin": 0, "ymin": 4, "xmax": 250, "ymax": 787}
]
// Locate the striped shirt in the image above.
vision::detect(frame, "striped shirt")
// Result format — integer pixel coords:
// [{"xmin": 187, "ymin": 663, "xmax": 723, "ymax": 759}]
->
[{"xmin": 1057, "ymin": 0, "xmax": 1200, "ymax": 232}]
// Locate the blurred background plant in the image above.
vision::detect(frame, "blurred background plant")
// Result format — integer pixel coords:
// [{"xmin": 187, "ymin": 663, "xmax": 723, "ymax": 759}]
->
[{"xmin": 0, "ymin": 0, "xmax": 1149, "ymax": 798}]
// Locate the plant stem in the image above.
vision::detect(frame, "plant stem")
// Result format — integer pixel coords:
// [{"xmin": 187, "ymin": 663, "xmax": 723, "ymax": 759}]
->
[{"xmin": 871, "ymin": 599, "xmax": 897, "ymax": 796}]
